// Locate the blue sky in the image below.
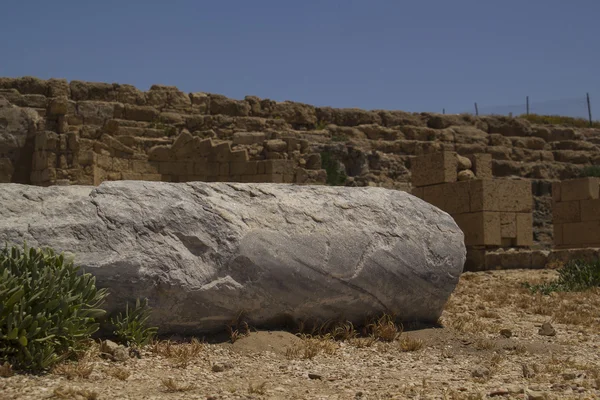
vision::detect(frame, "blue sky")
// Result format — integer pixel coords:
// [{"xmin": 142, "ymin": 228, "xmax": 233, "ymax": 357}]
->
[{"xmin": 1, "ymin": 1, "xmax": 599, "ymax": 116}]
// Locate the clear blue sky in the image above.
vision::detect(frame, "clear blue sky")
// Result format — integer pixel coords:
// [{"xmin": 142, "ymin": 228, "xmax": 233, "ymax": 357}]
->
[{"xmin": 1, "ymin": 1, "xmax": 599, "ymax": 116}]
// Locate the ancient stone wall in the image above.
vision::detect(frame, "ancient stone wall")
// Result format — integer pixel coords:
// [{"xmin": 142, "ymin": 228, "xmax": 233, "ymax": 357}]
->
[
  {"xmin": 411, "ymin": 151, "xmax": 534, "ymax": 271},
  {"xmin": 2, "ymin": 76, "xmax": 600, "ymax": 251},
  {"xmin": 553, "ymin": 177, "xmax": 600, "ymax": 248}
]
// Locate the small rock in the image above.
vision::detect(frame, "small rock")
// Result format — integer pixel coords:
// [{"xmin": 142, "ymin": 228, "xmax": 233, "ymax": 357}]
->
[
  {"xmin": 489, "ymin": 388, "xmax": 510, "ymax": 397},
  {"xmin": 527, "ymin": 389, "xmax": 548, "ymax": 400},
  {"xmin": 113, "ymin": 346, "xmax": 130, "ymax": 362},
  {"xmin": 562, "ymin": 372, "xmax": 577, "ymax": 380},
  {"xmin": 471, "ymin": 366, "xmax": 490, "ymax": 378},
  {"xmin": 456, "ymin": 155, "xmax": 473, "ymax": 171},
  {"xmin": 212, "ymin": 364, "xmax": 225, "ymax": 372},
  {"xmin": 355, "ymin": 391, "xmax": 364, "ymax": 398},
  {"xmin": 500, "ymin": 328, "xmax": 512, "ymax": 338},
  {"xmin": 538, "ymin": 322, "xmax": 556, "ymax": 336},
  {"xmin": 212, "ymin": 362, "xmax": 232, "ymax": 372},
  {"xmin": 457, "ymin": 170, "xmax": 476, "ymax": 181},
  {"xmin": 308, "ymin": 373, "xmax": 322, "ymax": 380},
  {"xmin": 100, "ymin": 340, "xmax": 120, "ymax": 355}
]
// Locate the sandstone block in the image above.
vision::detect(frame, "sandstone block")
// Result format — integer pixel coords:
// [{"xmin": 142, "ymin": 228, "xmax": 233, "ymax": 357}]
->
[
  {"xmin": 411, "ymin": 152, "xmax": 457, "ymax": 187},
  {"xmin": 562, "ymin": 221, "xmax": 600, "ymax": 246},
  {"xmin": 515, "ymin": 213, "xmax": 533, "ymax": 247},
  {"xmin": 453, "ymin": 212, "xmax": 501, "ymax": 246},
  {"xmin": 558, "ymin": 178, "xmax": 600, "ymax": 202},
  {"xmin": 124, "ymin": 105, "xmax": 159, "ymax": 122},
  {"xmin": 552, "ymin": 200, "xmax": 581, "ymax": 224},
  {"xmin": 469, "ymin": 179, "xmax": 532, "ymax": 213},
  {"xmin": 554, "ymin": 223, "xmax": 563, "ymax": 246},
  {"xmin": 580, "ymin": 199, "xmax": 600, "ymax": 221},
  {"xmin": 264, "ymin": 160, "xmax": 293, "ymax": 175},
  {"xmin": 500, "ymin": 212, "xmax": 517, "ymax": 239},
  {"xmin": 466, "ymin": 153, "xmax": 492, "ymax": 180}
]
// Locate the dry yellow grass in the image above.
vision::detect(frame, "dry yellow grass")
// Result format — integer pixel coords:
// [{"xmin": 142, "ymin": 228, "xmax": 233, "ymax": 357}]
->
[
  {"xmin": 106, "ymin": 366, "xmax": 131, "ymax": 381},
  {"xmin": 366, "ymin": 314, "xmax": 403, "ymax": 342},
  {"xmin": 248, "ymin": 381, "xmax": 267, "ymax": 395},
  {"xmin": 0, "ymin": 361, "xmax": 14, "ymax": 377},
  {"xmin": 160, "ymin": 377, "xmax": 195, "ymax": 392},
  {"xmin": 285, "ymin": 334, "xmax": 338, "ymax": 359},
  {"xmin": 399, "ymin": 335, "xmax": 424, "ymax": 352},
  {"xmin": 52, "ymin": 361, "xmax": 94, "ymax": 380},
  {"xmin": 150, "ymin": 338, "xmax": 204, "ymax": 368},
  {"xmin": 52, "ymin": 386, "xmax": 98, "ymax": 400}
]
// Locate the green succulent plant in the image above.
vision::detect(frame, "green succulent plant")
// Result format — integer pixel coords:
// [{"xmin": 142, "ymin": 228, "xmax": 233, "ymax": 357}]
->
[{"xmin": 0, "ymin": 244, "xmax": 107, "ymax": 371}]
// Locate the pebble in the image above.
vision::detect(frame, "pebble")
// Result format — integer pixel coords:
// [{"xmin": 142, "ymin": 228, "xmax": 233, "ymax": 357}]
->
[{"xmin": 538, "ymin": 322, "xmax": 557, "ymax": 336}]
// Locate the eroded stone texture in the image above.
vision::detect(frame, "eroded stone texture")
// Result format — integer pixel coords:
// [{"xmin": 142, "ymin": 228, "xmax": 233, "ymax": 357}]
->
[{"xmin": 0, "ymin": 181, "xmax": 465, "ymax": 334}]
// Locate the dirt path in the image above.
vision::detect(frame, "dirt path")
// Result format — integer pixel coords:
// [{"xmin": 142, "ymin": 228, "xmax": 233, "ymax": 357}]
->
[{"xmin": 2, "ymin": 269, "xmax": 599, "ymax": 399}]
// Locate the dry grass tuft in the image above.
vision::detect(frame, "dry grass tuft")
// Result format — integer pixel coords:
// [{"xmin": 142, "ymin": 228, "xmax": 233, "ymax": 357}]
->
[
  {"xmin": 399, "ymin": 335, "xmax": 424, "ymax": 352},
  {"xmin": 366, "ymin": 314, "xmax": 402, "ymax": 342},
  {"xmin": 52, "ymin": 386, "xmax": 98, "ymax": 400},
  {"xmin": 248, "ymin": 381, "xmax": 267, "ymax": 395},
  {"xmin": 52, "ymin": 361, "xmax": 94, "ymax": 380},
  {"xmin": 226, "ymin": 311, "xmax": 252, "ymax": 344},
  {"xmin": 474, "ymin": 339, "xmax": 496, "ymax": 351},
  {"xmin": 0, "ymin": 361, "xmax": 14, "ymax": 377},
  {"xmin": 106, "ymin": 366, "xmax": 131, "ymax": 381},
  {"xmin": 161, "ymin": 377, "xmax": 195, "ymax": 392},
  {"xmin": 348, "ymin": 336, "xmax": 377, "ymax": 349},
  {"xmin": 285, "ymin": 335, "xmax": 337, "ymax": 359},
  {"xmin": 150, "ymin": 338, "xmax": 204, "ymax": 368}
]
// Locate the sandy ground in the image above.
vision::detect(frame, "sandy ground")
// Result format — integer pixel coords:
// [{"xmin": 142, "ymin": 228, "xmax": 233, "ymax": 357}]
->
[{"xmin": 1, "ymin": 269, "xmax": 599, "ymax": 400}]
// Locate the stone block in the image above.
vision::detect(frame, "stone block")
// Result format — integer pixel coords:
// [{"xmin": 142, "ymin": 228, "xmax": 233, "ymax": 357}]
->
[
  {"xmin": 552, "ymin": 200, "xmax": 581, "ymax": 224},
  {"xmin": 232, "ymin": 132, "xmax": 266, "ymax": 146},
  {"xmin": 453, "ymin": 212, "xmax": 501, "ymax": 246},
  {"xmin": 112, "ymin": 158, "xmax": 132, "ymax": 172},
  {"xmin": 159, "ymin": 161, "xmax": 194, "ymax": 176},
  {"xmin": 559, "ymin": 177, "xmax": 600, "ymax": 202},
  {"xmin": 219, "ymin": 163, "xmax": 230, "ymax": 176},
  {"xmin": 466, "ymin": 153, "xmax": 492, "ymax": 180},
  {"xmin": 208, "ymin": 142, "xmax": 231, "ymax": 163},
  {"xmin": 264, "ymin": 160, "xmax": 293, "ymax": 175},
  {"xmin": 230, "ymin": 149, "xmax": 249, "ymax": 162},
  {"xmin": 580, "ymin": 199, "xmax": 600, "ymax": 221},
  {"xmin": 411, "ymin": 152, "xmax": 458, "ymax": 187},
  {"xmin": 411, "ymin": 187, "xmax": 424, "ymax": 200},
  {"xmin": 230, "ymin": 161, "xmax": 257, "ymax": 176},
  {"xmin": 553, "ymin": 223, "xmax": 563, "ymax": 246},
  {"xmin": 206, "ymin": 162, "xmax": 220, "ymax": 176},
  {"xmin": 464, "ymin": 247, "xmax": 487, "ymax": 272},
  {"xmin": 552, "ymin": 181, "xmax": 561, "ymax": 202},
  {"xmin": 500, "ymin": 212, "xmax": 517, "ymax": 238},
  {"xmin": 132, "ymin": 160, "xmax": 160, "ymax": 174},
  {"xmin": 121, "ymin": 172, "xmax": 145, "ymax": 180},
  {"xmin": 421, "ymin": 182, "xmax": 470, "ymax": 215},
  {"xmin": 562, "ymin": 221, "xmax": 600, "ymax": 246},
  {"xmin": 515, "ymin": 213, "xmax": 533, "ymax": 247},
  {"xmin": 96, "ymin": 154, "xmax": 112, "ymax": 170},
  {"xmin": 470, "ymin": 179, "xmax": 532, "ymax": 213}
]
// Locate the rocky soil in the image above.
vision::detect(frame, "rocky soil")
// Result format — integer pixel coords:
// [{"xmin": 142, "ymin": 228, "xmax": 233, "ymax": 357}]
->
[{"xmin": 2, "ymin": 269, "xmax": 599, "ymax": 400}]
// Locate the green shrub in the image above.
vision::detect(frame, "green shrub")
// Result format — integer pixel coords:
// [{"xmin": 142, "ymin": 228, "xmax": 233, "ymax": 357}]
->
[
  {"xmin": 523, "ymin": 259, "xmax": 600, "ymax": 295},
  {"xmin": 580, "ymin": 166, "xmax": 600, "ymax": 178},
  {"xmin": 110, "ymin": 298, "xmax": 157, "ymax": 347},
  {"xmin": 0, "ymin": 244, "xmax": 107, "ymax": 371},
  {"xmin": 519, "ymin": 113, "xmax": 600, "ymax": 129},
  {"xmin": 320, "ymin": 151, "xmax": 347, "ymax": 186}
]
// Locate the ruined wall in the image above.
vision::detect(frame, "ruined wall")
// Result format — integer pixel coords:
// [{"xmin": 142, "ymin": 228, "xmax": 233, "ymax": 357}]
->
[
  {"xmin": 2, "ymin": 76, "xmax": 600, "ymax": 250},
  {"xmin": 553, "ymin": 177, "xmax": 600, "ymax": 248}
]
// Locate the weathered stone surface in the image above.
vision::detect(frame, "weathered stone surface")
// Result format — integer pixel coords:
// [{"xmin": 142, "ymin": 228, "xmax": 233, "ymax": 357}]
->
[{"xmin": 0, "ymin": 181, "xmax": 465, "ymax": 334}]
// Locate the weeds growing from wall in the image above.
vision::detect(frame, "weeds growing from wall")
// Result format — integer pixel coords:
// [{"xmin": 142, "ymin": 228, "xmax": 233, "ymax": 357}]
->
[{"xmin": 320, "ymin": 151, "xmax": 347, "ymax": 186}]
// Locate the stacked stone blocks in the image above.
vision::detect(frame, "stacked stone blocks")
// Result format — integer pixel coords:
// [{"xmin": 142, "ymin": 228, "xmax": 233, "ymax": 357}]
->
[
  {"xmin": 412, "ymin": 151, "xmax": 533, "ymax": 270},
  {"xmin": 552, "ymin": 177, "xmax": 600, "ymax": 248}
]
